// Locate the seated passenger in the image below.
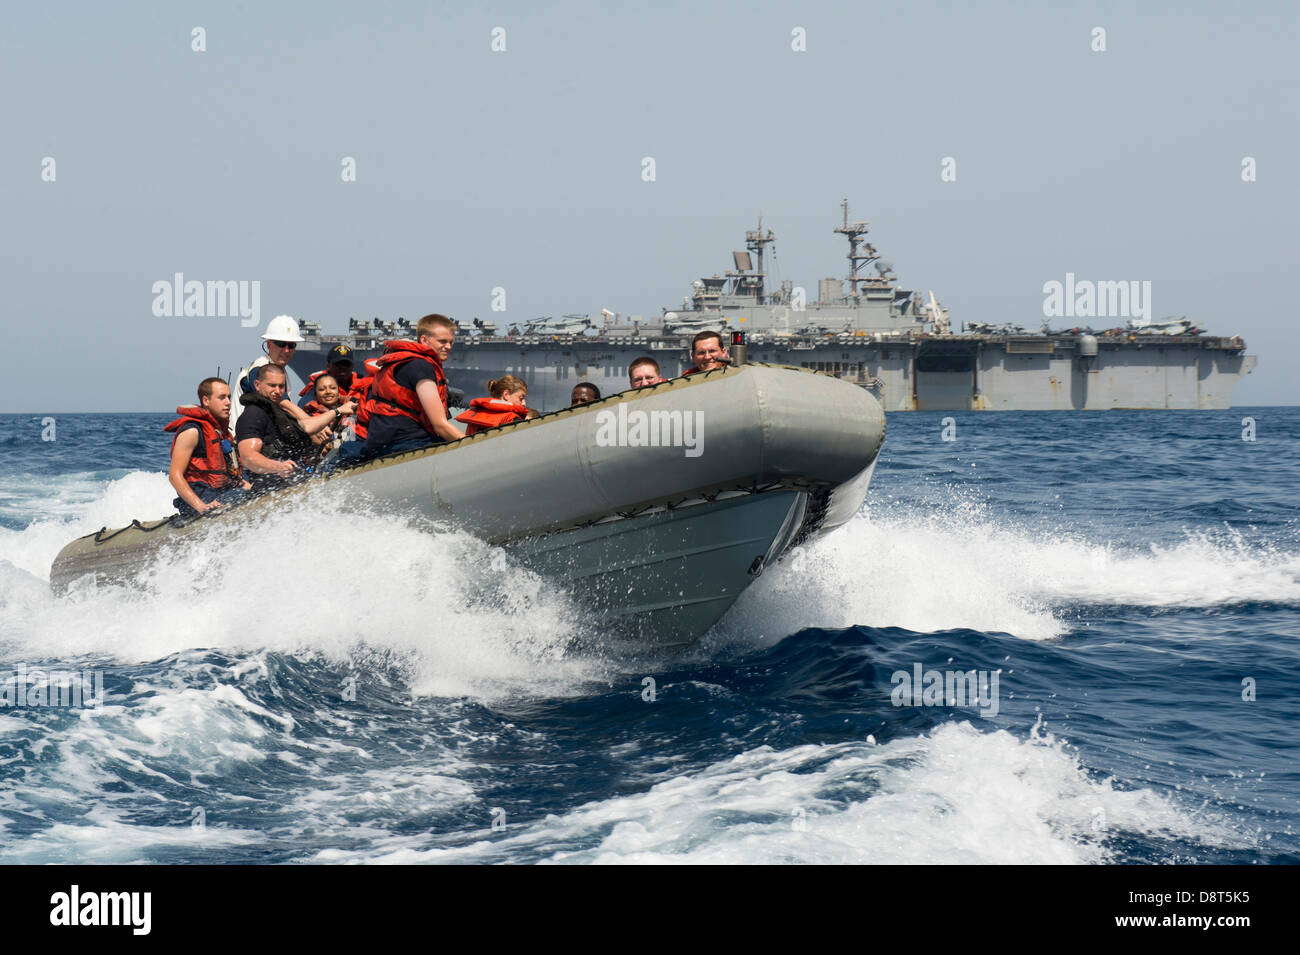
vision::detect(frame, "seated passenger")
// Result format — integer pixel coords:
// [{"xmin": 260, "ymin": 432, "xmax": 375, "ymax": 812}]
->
[
  {"xmin": 628, "ymin": 356, "xmax": 666, "ymax": 388},
  {"xmin": 455, "ymin": 375, "xmax": 531, "ymax": 435},
  {"xmin": 304, "ymin": 374, "xmax": 357, "ymax": 452},
  {"xmin": 303, "ymin": 374, "xmax": 342, "ymax": 416},
  {"xmin": 360, "ymin": 313, "xmax": 465, "ymax": 458},
  {"xmin": 298, "ymin": 345, "xmax": 369, "ymax": 408},
  {"xmin": 570, "ymin": 382, "xmax": 601, "ymax": 406},
  {"xmin": 683, "ymin": 330, "xmax": 729, "ymax": 375},
  {"xmin": 165, "ymin": 377, "xmax": 250, "ymax": 518},
  {"xmin": 235, "ymin": 364, "xmax": 353, "ymax": 491}
]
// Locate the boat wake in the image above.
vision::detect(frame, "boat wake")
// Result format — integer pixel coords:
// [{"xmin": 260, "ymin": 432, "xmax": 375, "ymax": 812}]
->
[
  {"xmin": 719, "ymin": 498, "xmax": 1300, "ymax": 645},
  {"xmin": 0, "ymin": 474, "xmax": 612, "ymax": 701}
]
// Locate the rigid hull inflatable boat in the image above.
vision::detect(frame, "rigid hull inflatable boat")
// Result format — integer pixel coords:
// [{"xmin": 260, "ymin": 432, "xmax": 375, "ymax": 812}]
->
[{"xmin": 51, "ymin": 363, "xmax": 886, "ymax": 647}]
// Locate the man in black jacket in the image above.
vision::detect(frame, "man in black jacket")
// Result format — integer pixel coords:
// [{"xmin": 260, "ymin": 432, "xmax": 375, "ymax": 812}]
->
[{"xmin": 235, "ymin": 365, "xmax": 353, "ymax": 492}]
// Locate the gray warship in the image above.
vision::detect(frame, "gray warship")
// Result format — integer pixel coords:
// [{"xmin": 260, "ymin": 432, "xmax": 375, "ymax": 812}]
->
[{"xmin": 288, "ymin": 201, "xmax": 1256, "ymax": 412}]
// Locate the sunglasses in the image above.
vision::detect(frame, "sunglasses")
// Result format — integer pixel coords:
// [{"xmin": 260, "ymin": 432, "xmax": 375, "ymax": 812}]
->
[{"xmin": 270, "ymin": 340, "xmax": 298, "ymax": 349}]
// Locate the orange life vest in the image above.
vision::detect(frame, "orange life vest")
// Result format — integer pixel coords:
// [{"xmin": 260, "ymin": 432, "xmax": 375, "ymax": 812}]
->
[
  {"xmin": 298, "ymin": 370, "xmax": 326, "ymax": 397},
  {"xmin": 347, "ymin": 375, "xmax": 373, "ymax": 440},
  {"xmin": 455, "ymin": 398, "xmax": 530, "ymax": 435},
  {"xmin": 163, "ymin": 407, "xmax": 240, "ymax": 489},
  {"xmin": 298, "ymin": 369, "xmax": 369, "ymax": 399},
  {"xmin": 359, "ymin": 340, "xmax": 448, "ymax": 436}
]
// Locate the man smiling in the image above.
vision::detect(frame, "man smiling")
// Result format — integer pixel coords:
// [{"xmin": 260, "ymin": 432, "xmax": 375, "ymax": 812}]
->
[{"xmin": 683, "ymin": 331, "xmax": 729, "ymax": 375}]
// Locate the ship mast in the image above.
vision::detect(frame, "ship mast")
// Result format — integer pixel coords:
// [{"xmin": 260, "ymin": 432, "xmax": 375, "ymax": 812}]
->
[
  {"xmin": 743, "ymin": 216, "xmax": 775, "ymax": 304},
  {"xmin": 834, "ymin": 198, "xmax": 881, "ymax": 302}
]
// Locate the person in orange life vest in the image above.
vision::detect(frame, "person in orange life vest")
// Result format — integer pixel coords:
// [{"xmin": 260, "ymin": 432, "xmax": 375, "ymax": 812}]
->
[
  {"xmin": 628, "ymin": 356, "xmax": 667, "ymax": 389},
  {"xmin": 237, "ymin": 364, "xmax": 354, "ymax": 490},
  {"xmin": 683, "ymin": 330, "xmax": 729, "ymax": 376},
  {"xmin": 304, "ymin": 374, "xmax": 357, "ymax": 452},
  {"xmin": 346, "ymin": 354, "xmax": 382, "ymax": 441},
  {"xmin": 298, "ymin": 345, "xmax": 368, "ymax": 407},
  {"xmin": 570, "ymin": 382, "xmax": 601, "ymax": 406},
  {"xmin": 165, "ymin": 378, "xmax": 250, "ymax": 518},
  {"xmin": 456, "ymin": 375, "xmax": 530, "ymax": 435},
  {"xmin": 360, "ymin": 313, "xmax": 465, "ymax": 458}
]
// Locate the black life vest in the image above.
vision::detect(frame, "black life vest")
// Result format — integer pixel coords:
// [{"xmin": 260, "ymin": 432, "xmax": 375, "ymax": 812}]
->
[{"xmin": 238, "ymin": 392, "xmax": 317, "ymax": 463}]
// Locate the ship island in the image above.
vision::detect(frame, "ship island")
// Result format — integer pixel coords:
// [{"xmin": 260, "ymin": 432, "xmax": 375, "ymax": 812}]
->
[{"xmin": 288, "ymin": 201, "xmax": 1257, "ymax": 413}]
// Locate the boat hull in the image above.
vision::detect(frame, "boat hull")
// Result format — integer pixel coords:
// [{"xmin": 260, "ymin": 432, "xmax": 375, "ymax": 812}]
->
[{"xmin": 51, "ymin": 364, "xmax": 886, "ymax": 646}]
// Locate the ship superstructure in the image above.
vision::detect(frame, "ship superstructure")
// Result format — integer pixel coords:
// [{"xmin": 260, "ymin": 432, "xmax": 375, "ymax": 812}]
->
[{"xmin": 288, "ymin": 202, "xmax": 1256, "ymax": 413}]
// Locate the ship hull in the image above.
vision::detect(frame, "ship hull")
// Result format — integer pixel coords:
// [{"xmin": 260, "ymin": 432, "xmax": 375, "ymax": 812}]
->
[{"xmin": 289, "ymin": 335, "xmax": 1256, "ymax": 413}]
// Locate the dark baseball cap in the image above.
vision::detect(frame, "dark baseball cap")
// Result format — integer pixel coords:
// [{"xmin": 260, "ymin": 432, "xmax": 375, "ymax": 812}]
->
[{"xmin": 326, "ymin": 345, "xmax": 354, "ymax": 364}]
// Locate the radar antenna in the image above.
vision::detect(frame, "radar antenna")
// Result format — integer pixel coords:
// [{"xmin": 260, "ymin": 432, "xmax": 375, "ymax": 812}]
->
[{"xmin": 834, "ymin": 199, "xmax": 883, "ymax": 300}]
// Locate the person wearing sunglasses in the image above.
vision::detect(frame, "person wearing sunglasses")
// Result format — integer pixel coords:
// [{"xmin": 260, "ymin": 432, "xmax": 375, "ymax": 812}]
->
[{"xmin": 230, "ymin": 315, "xmax": 317, "ymax": 433}]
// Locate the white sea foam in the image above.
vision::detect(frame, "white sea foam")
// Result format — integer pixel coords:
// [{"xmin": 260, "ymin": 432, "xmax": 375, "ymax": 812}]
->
[
  {"xmin": 0, "ymin": 470, "xmax": 175, "ymax": 579},
  {"xmin": 720, "ymin": 501, "xmax": 1300, "ymax": 644},
  {"xmin": 0, "ymin": 476, "xmax": 609, "ymax": 701},
  {"xmin": 323, "ymin": 719, "xmax": 1245, "ymax": 864},
  {"xmin": 0, "ymin": 665, "xmax": 478, "ymax": 863},
  {"xmin": 4, "ymin": 474, "xmax": 1296, "ymax": 668}
]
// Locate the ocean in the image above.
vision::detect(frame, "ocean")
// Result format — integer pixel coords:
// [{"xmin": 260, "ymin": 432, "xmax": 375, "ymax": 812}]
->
[{"xmin": 0, "ymin": 407, "xmax": 1296, "ymax": 864}]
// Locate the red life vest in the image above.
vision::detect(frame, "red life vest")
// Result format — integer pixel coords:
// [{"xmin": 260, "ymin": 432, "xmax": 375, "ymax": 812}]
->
[
  {"xmin": 347, "ymin": 375, "xmax": 373, "ymax": 440},
  {"xmin": 163, "ymin": 407, "xmax": 240, "ymax": 489},
  {"xmin": 298, "ymin": 370, "xmax": 326, "ymax": 397},
  {"xmin": 455, "ymin": 398, "xmax": 529, "ymax": 435},
  {"xmin": 359, "ymin": 340, "xmax": 449, "ymax": 436},
  {"xmin": 298, "ymin": 368, "xmax": 369, "ymax": 399}
]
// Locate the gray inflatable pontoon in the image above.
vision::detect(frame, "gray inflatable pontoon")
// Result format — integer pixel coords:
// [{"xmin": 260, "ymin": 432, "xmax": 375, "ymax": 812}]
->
[{"xmin": 51, "ymin": 363, "xmax": 886, "ymax": 647}]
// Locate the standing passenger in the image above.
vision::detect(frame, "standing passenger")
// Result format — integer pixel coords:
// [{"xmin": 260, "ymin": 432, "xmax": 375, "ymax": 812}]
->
[{"xmin": 231, "ymin": 314, "xmax": 313, "ymax": 431}]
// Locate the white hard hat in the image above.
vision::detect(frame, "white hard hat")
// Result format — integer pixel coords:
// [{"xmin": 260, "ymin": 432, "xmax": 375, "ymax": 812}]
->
[{"xmin": 261, "ymin": 314, "xmax": 305, "ymax": 342}]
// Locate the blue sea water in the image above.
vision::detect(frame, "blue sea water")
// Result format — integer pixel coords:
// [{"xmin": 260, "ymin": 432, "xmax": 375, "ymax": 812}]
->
[{"xmin": 0, "ymin": 408, "xmax": 1296, "ymax": 864}]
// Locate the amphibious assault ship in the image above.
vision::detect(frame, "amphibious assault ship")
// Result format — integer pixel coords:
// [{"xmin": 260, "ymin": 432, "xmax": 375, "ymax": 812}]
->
[{"xmin": 288, "ymin": 202, "xmax": 1256, "ymax": 413}]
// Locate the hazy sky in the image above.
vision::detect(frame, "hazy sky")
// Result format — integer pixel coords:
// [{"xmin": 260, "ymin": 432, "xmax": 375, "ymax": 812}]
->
[{"xmin": 2, "ymin": 0, "xmax": 1296, "ymax": 411}]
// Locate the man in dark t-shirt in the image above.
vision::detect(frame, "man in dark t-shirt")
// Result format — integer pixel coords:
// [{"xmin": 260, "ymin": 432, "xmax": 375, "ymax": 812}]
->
[
  {"xmin": 362, "ymin": 359, "xmax": 446, "ymax": 451},
  {"xmin": 360, "ymin": 314, "xmax": 465, "ymax": 458}
]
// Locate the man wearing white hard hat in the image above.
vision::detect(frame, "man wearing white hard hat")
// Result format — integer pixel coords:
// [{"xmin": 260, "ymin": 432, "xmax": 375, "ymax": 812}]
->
[{"xmin": 230, "ymin": 315, "xmax": 316, "ymax": 432}]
